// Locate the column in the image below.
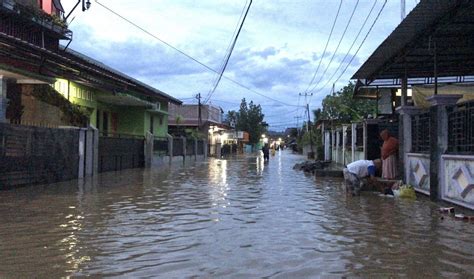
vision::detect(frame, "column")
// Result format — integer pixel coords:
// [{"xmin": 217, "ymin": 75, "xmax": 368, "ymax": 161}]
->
[
  {"xmin": 78, "ymin": 128, "xmax": 86, "ymax": 179},
  {"xmin": 363, "ymin": 122, "xmax": 367, "ymax": 160},
  {"xmin": 426, "ymin": 95, "xmax": 462, "ymax": 201},
  {"xmin": 167, "ymin": 134, "xmax": 173, "ymax": 164},
  {"xmin": 194, "ymin": 138, "xmax": 198, "ymax": 160},
  {"xmin": 351, "ymin": 123, "xmax": 356, "ymax": 163},
  {"xmin": 342, "ymin": 125, "xmax": 347, "ymax": 165},
  {"xmin": 85, "ymin": 125, "xmax": 98, "ymax": 176},
  {"xmin": 395, "ymin": 105, "xmax": 422, "ymax": 182},
  {"xmin": 0, "ymin": 76, "xmax": 8, "ymax": 123},
  {"xmin": 182, "ymin": 136, "xmax": 186, "ymax": 163},
  {"xmin": 144, "ymin": 132, "xmax": 153, "ymax": 168}
]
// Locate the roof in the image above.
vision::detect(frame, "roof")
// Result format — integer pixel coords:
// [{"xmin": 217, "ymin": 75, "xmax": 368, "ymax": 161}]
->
[
  {"xmin": 352, "ymin": 0, "xmax": 474, "ymax": 81},
  {"xmin": 62, "ymin": 47, "xmax": 182, "ymax": 104}
]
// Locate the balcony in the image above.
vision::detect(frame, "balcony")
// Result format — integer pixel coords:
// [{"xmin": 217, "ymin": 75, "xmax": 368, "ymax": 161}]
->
[{"xmin": 0, "ymin": 0, "xmax": 71, "ymax": 40}]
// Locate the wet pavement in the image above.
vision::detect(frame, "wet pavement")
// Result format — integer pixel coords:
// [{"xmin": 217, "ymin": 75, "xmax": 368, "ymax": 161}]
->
[{"xmin": 0, "ymin": 151, "xmax": 473, "ymax": 278}]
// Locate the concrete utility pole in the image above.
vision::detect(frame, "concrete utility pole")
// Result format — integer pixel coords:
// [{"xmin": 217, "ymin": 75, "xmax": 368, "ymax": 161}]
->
[
  {"xmin": 299, "ymin": 93, "xmax": 314, "ymax": 158},
  {"xmin": 401, "ymin": 0, "xmax": 406, "ymax": 21},
  {"xmin": 196, "ymin": 93, "xmax": 202, "ymax": 127}
]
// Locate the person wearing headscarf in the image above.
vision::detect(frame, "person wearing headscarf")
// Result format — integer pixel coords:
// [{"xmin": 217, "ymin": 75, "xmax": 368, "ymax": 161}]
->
[{"xmin": 380, "ymin": 129, "xmax": 399, "ymax": 179}]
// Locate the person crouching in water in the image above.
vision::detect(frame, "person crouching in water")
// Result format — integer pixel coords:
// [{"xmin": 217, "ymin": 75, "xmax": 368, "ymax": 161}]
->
[
  {"xmin": 343, "ymin": 159, "xmax": 382, "ymax": 196},
  {"xmin": 262, "ymin": 144, "xmax": 270, "ymax": 161}
]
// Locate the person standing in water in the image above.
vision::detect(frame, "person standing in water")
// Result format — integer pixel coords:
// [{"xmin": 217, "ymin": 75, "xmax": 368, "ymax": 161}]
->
[
  {"xmin": 262, "ymin": 144, "xmax": 270, "ymax": 161},
  {"xmin": 380, "ymin": 129, "xmax": 399, "ymax": 179}
]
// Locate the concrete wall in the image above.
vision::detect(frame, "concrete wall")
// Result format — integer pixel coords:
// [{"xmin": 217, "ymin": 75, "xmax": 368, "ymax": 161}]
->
[
  {"xmin": 406, "ymin": 153, "xmax": 430, "ymax": 195},
  {"xmin": 441, "ymin": 155, "xmax": 474, "ymax": 210}
]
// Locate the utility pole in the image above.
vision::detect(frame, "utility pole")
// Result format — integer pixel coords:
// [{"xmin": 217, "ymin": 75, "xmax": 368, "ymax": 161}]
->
[
  {"xmin": 401, "ymin": 0, "xmax": 406, "ymax": 21},
  {"xmin": 299, "ymin": 93, "xmax": 315, "ymax": 159},
  {"xmin": 196, "ymin": 93, "xmax": 202, "ymax": 127}
]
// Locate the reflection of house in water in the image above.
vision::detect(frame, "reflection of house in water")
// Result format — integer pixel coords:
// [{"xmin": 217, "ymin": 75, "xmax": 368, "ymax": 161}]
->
[{"xmin": 350, "ymin": 0, "xmax": 474, "ymax": 209}]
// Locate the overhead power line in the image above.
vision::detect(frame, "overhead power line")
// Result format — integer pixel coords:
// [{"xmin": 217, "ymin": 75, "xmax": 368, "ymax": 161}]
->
[
  {"xmin": 204, "ymin": 0, "xmax": 252, "ymax": 103},
  {"xmin": 309, "ymin": 0, "xmax": 378, "ymax": 94},
  {"xmin": 312, "ymin": 0, "xmax": 388, "ymax": 94},
  {"xmin": 94, "ymin": 0, "xmax": 299, "ymax": 107},
  {"xmin": 303, "ymin": 0, "xmax": 343, "ymax": 94},
  {"xmin": 309, "ymin": 0, "xmax": 360, "ymax": 94}
]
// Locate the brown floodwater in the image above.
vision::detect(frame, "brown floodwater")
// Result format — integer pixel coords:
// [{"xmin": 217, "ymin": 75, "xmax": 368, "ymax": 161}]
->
[{"xmin": 0, "ymin": 151, "xmax": 473, "ymax": 278}]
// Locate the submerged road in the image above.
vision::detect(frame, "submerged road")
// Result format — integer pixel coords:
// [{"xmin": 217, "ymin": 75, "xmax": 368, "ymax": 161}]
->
[{"xmin": 0, "ymin": 151, "xmax": 473, "ymax": 277}]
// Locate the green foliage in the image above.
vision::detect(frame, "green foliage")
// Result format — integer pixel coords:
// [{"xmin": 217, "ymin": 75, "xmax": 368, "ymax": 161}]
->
[
  {"xmin": 316, "ymin": 82, "xmax": 376, "ymax": 123},
  {"xmin": 31, "ymin": 85, "xmax": 89, "ymax": 127},
  {"xmin": 233, "ymin": 98, "xmax": 267, "ymax": 144}
]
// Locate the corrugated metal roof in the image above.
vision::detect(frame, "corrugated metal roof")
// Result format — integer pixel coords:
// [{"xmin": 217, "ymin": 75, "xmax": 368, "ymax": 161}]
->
[
  {"xmin": 352, "ymin": 0, "xmax": 474, "ymax": 80},
  {"xmin": 62, "ymin": 47, "xmax": 182, "ymax": 104}
]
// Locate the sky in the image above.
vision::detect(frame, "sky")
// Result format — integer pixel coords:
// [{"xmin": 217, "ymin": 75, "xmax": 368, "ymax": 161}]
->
[{"xmin": 63, "ymin": 0, "xmax": 418, "ymax": 131}]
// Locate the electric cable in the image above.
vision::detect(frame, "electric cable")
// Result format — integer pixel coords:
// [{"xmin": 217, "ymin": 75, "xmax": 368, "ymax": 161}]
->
[
  {"xmin": 308, "ymin": 0, "xmax": 378, "ymax": 95},
  {"xmin": 309, "ymin": 0, "xmax": 360, "ymax": 94},
  {"xmin": 303, "ymin": 0, "xmax": 343, "ymax": 94},
  {"xmin": 94, "ymin": 0, "xmax": 299, "ymax": 107}
]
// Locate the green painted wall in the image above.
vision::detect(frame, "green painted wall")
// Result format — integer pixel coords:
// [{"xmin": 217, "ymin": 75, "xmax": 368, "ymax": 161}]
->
[
  {"xmin": 116, "ymin": 107, "xmax": 146, "ymax": 136},
  {"xmin": 53, "ymin": 79, "xmax": 170, "ymax": 137}
]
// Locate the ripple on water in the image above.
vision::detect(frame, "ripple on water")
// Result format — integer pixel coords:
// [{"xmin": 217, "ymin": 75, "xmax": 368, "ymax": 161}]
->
[{"xmin": 0, "ymin": 152, "xmax": 473, "ymax": 278}]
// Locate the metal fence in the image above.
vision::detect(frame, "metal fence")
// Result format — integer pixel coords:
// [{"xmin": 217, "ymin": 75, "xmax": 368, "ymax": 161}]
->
[
  {"xmin": 0, "ymin": 123, "xmax": 79, "ymax": 189},
  {"xmin": 197, "ymin": 140, "xmax": 204, "ymax": 155},
  {"xmin": 153, "ymin": 137, "xmax": 169, "ymax": 156},
  {"xmin": 173, "ymin": 138, "xmax": 184, "ymax": 156},
  {"xmin": 448, "ymin": 101, "xmax": 474, "ymax": 154},
  {"xmin": 411, "ymin": 112, "xmax": 431, "ymax": 153},
  {"xmin": 186, "ymin": 139, "xmax": 195, "ymax": 156},
  {"xmin": 98, "ymin": 134, "xmax": 144, "ymax": 173}
]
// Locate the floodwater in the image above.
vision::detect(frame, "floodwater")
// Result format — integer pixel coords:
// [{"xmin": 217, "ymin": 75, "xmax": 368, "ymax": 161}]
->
[{"xmin": 0, "ymin": 151, "xmax": 473, "ymax": 278}]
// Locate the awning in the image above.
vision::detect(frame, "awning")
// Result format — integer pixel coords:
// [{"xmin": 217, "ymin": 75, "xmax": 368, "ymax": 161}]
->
[
  {"xmin": 352, "ymin": 0, "xmax": 474, "ymax": 81},
  {"xmin": 96, "ymin": 93, "xmax": 155, "ymax": 107}
]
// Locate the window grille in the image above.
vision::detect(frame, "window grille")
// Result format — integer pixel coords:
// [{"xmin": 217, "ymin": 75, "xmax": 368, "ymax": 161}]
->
[
  {"xmin": 411, "ymin": 112, "xmax": 431, "ymax": 153},
  {"xmin": 448, "ymin": 101, "xmax": 474, "ymax": 154}
]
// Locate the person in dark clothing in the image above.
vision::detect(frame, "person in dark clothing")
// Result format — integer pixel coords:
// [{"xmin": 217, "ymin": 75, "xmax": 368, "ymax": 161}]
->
[{"xmin": 262, "ymin": 144, "xmax": 270, "ymax": 161}]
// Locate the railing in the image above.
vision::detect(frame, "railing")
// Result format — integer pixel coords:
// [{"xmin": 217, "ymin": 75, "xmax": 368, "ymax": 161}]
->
[
  {"xmin": 448, "ymin": 101, "xmax": 474, "ymax": 154},
  {"xmin": 411, "ymin": 112, "xmax": 431, "ymax": 154}
]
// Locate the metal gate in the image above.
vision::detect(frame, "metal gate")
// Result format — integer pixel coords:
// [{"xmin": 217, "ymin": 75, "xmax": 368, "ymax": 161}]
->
[
  {"xmin": 0, "ymin": 123, "xmax": 79, "ymax": 189},
  {"xmin": 98, "ymin": 135, "xmax": 144, "ymax": 173}
]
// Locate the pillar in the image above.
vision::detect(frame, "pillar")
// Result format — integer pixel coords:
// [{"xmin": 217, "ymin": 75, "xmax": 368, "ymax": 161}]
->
[
  {"xmin": 342, "ymin": 125, "xmax": 348, "ymax": 165},
  {"xmin": 144, "ymin": 132, "xmax": 153, "ymax": 168},
  {"xmin": 78, "ymin": 128, "xmax": 86, "ymax": 179},
  {"xmin": 351, "ymin": 123, "xmax": 356, "ymax": 163},
  {"xmin": 85, "ymin": 125, "xmax": 98, "ymax": 176},
  {"xmin": 396, "ymin": 105, "xmax": 423, "ymax": 182},
  {"xmin": 0, "ymin": 76, "xmax": 8, "ymax": 123},
  {"xmin": 194, "ymin": 138, "xmax": 198, "ymax": 160},
  {"xmin": 204, "ymin": 140, "xmax": 208, "ymax": 159},
  {"xmin": 167, "ymin": 134, "xmax": 173, "ymax": 164},
  {"xmin": 426, "ymin": 95, "xmax": 462, "ymax": 201},
  {"xmin": 182, "ymin": 136, "xmax": 186, "ymax": 163},
  {"xmin": 363, "ymin": 122, "xmax": 367, "ymax": 160}
]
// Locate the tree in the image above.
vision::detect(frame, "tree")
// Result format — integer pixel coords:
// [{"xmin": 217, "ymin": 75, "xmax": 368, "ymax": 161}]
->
[
  {"xmin": 229, "ymin": 98, "xmax": 267, "ymax": 145},
  {"xmin": 316, "ymin": 82, "xmax": 376, "ymax": 123}
]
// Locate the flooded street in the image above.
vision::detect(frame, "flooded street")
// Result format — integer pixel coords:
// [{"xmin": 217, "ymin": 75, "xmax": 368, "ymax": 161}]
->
[{"xmin": 1, "ymin": 151, "xmax": 473, "ymax": 278}]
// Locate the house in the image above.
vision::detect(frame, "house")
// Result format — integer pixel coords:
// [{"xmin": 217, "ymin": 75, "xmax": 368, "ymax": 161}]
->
[
  {"xmin": 168, "ymin": 104, "xmax": 235, "ymax": 156},
  {"xmin": 0, "ymin": 0, "xmax": 182, "ymax": 188},
  {"xmin": 0, "ymin": 0, "xmax": 181, "ymax": 137},
  {"xmin": 351, "ymin": 0, "xmax": 474, "ymax": 209}
]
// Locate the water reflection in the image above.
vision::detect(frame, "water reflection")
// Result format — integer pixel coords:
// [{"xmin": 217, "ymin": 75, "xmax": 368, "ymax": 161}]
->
[{"xmin": 0, "ymin": 151, "xmax": 473, "ymax": 277}]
